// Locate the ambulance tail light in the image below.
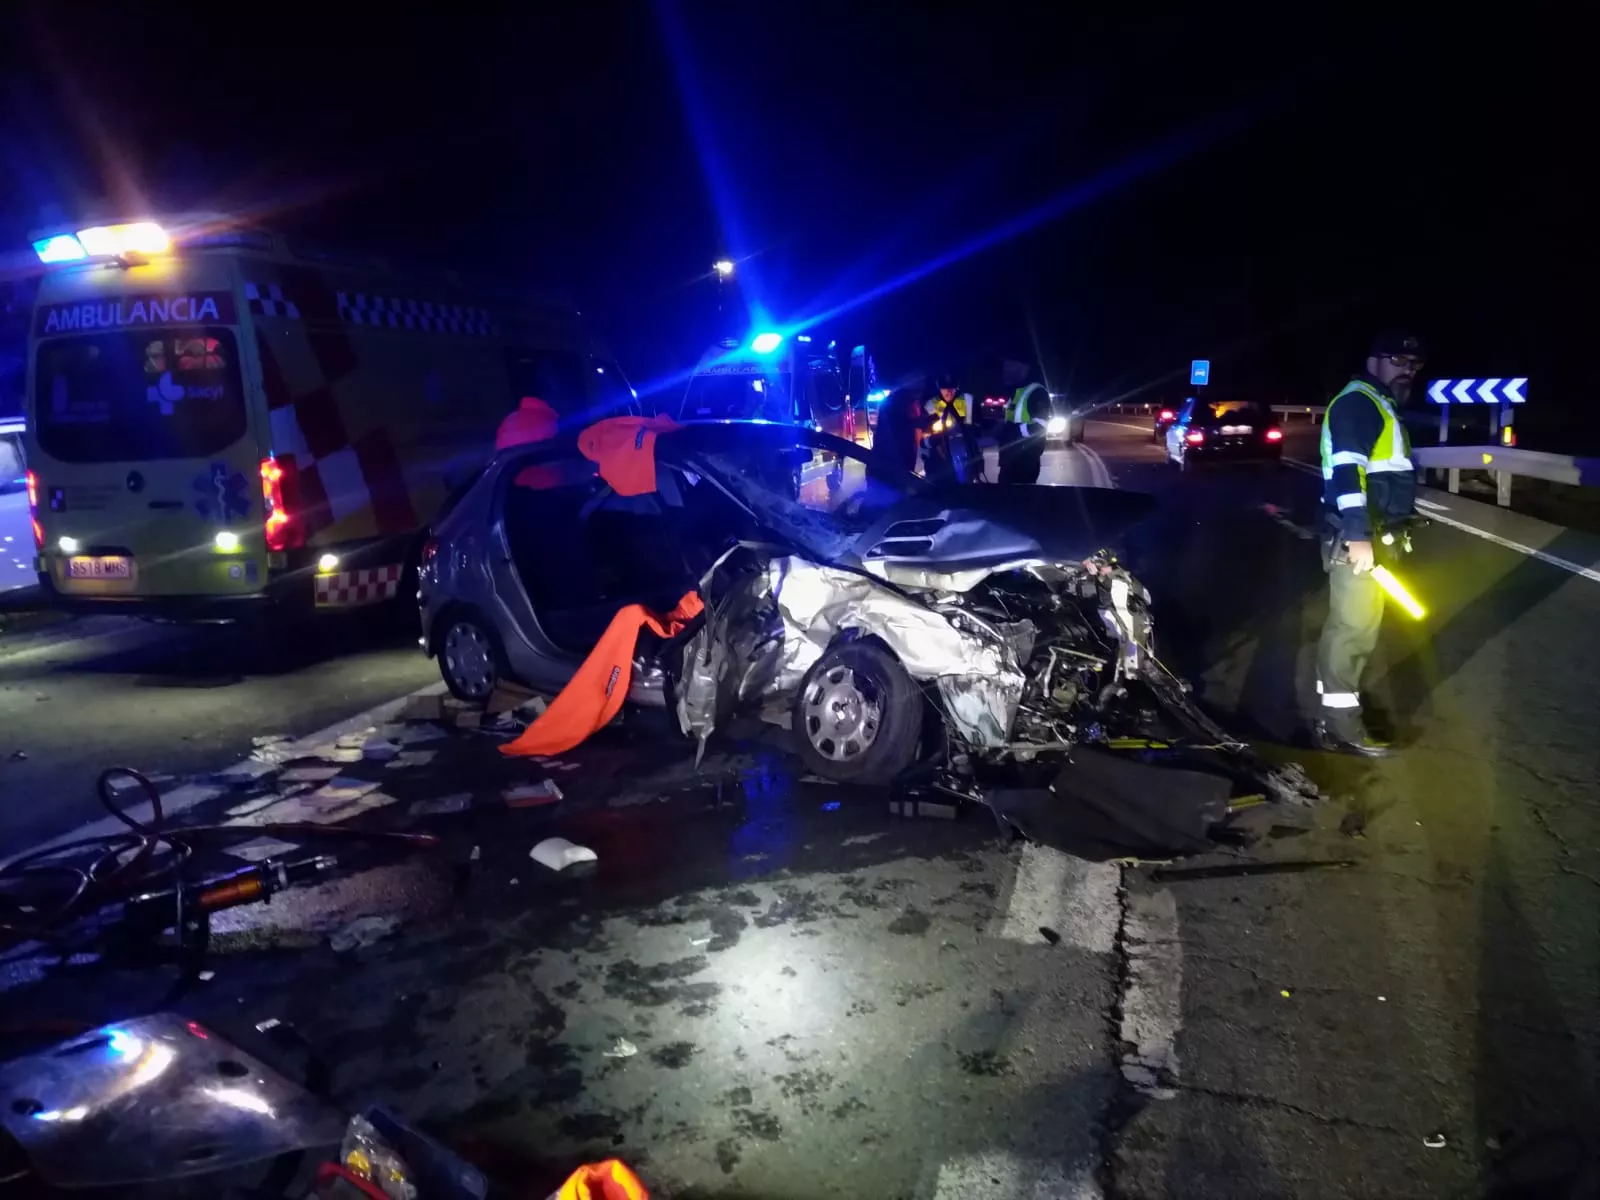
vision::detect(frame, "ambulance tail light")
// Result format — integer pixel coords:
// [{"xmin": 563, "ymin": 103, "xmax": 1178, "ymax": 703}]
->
[
  {"xmin": 25, "ymin": 471, "xmax": 43, "ymax": 551},
  {"xmin": 260, "ymin": 455, "xmax": 305, "ymax": 552}
]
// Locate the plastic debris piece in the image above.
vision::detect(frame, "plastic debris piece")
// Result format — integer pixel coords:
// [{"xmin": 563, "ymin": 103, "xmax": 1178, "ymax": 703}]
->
[
  {"xmin": 470, "ymin": 845, "xmax": 481, "ymax": 861},
  {"xmin": 889, "ymin": 796, "xmax": 959, "ymax": 820},
  {"xmin": 531, "ymin": 837, "xmax": 599, "ymax": 872},
  {"xmin": 691, "ymin": 937, "xmax": 711, "ymax": 947},
  {"xmin": 505, "ymin": 780, "xmax": 563, "ymax": 808},
  {"xmin": 603, "ymin": 1038, "xmax": 639, "ymax": 1059},
  {"xmin": 1280, "ymin": 989, "xmax": 1292, "ymax": 999},
  {"xmin": 336, "ymin": 729, "xmax": 376, "ymax": 750},
  {"xmin": 1423, "ymin": 1133, "xmax": 1447, "ymax": 1149},
  {"xmin": 279, "ymin": 765, "xmax": 343, "ymax": 783},
  {"xmin": 197, "ymin": 969, "xmax": 216, "ymax": 982},
  {"xmin": 328, "ymin": 914, "xmax": 401, "ymax": 953},
  {"xmin": 8, "ymin": 750, "xmax": 26, "ymax": 761},
  {"xmin": 307, "ymin": 744, "xmax": 364, "ymax": 764},
  {"xmin": 228, "ymin": 836, "xmax": 301, "ymax": 863},
  {"xmin": 409, "ymin": 792, "xmax": 473, "ymax": 816},
  {"xmin": 361, "ymin": 739, "xmax": 401, "ymax": 762},
  {"xmin": 1378, "ymin": 995, "xmax": 1387, "ymax": 1002},
  {"xmin": 307, "ymin": 778, "xmax": 383, "ymax": 805}
]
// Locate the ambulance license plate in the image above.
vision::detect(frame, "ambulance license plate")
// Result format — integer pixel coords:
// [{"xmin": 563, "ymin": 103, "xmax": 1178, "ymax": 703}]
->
[{"xmin": 67, "ymin": 555, "xmax": 132, "ymax": 580}]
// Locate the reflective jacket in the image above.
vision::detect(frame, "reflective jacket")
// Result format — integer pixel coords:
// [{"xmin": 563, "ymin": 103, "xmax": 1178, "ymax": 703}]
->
[
  {"xmin": 1320, "ymin": 376, "xmax": 1415, "ymax": 541},
  {"xmin": 1004, "ymin": 383, "xmax": 1045, "ymax": 430}
]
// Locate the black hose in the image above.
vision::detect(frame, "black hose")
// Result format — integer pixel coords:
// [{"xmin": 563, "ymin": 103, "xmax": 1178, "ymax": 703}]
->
[{"xmin": 0, "ymin": 766, "xmax": 436, "ymax": 948}]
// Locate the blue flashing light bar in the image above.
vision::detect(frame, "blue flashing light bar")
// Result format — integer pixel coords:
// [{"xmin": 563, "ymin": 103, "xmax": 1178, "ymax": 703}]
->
[
  {"xmin": 795, "ymin": 334, "xmax": 812, "ymax": 343},
  {"xmin": 33, "ymin": 234, "xmax": 87, "ymax": 264},
  {"xmin": 750, "ymin": 332, "xmax": 783, "ymax": 354}
]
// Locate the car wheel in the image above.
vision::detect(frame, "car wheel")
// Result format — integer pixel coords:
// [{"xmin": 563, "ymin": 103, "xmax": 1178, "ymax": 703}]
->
[
  {"xmin": 439, "ymin": 611, "xmax": 502, "ymax": 703},
  {"xmin": 792, "ymin": 640, "xmax": 923, "ymax": 784}
]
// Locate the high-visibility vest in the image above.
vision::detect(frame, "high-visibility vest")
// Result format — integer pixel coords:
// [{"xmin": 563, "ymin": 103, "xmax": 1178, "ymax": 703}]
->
[
  {"xmin": 1319, "ymin": 379, "xmax": 1413, "ymax": 494},
  {"xmin": 1005, "ymin": 383, "xmax": 1044, "ymax": 426},
  {"xmin": 929, "ymin": 393, "xmax": 968, "ymax": 422}
]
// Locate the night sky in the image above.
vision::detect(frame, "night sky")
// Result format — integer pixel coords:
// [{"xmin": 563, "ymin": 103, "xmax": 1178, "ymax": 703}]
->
[{"xmin": 1, "ymin": 4, "xmax": 1579, "ymax": 441}]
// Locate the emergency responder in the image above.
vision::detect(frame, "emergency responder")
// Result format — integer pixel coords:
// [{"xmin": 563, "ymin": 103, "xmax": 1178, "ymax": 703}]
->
[
  {"xmin": 923, "ymin": 372, "xmax": 979, "ymax": 482},
  {"xmin": 997, "ymin": 362, "xmax": 1048, "ymax": 484},
  {"xmin": 1314, "ymin": 332, "xmax": 1424, "ymax": 756},
  {"xmin": 872, "ymin": 382, "xmax": 924, "ymax": 475}
]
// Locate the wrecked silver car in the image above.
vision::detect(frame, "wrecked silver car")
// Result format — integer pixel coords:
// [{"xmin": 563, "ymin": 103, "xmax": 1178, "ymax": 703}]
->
[
  {"xmin": 423, "ymin": 421, "xmax": 1311, "ymax": 808},
  {"xmin": 655, "ymin": 424, "xmax": 1311, "ymax": 806}
]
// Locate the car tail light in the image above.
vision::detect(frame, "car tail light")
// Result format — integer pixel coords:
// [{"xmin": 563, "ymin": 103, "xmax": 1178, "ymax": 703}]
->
[
  {"xmin": 1159, "ymin": 409, "xmax": 1175, "ymax": 422},
  {"xmin": 1185, "ymin": 430, "xmax": 1205, "ymax": 445},
  {"xmin": 260, "ymin": 455, "xmax": 305, "ymax": 552},
  {"xmin": 1265, "ymin": 428, "xmax": 1283, "ymax": 442},
  {"xmin": 25, "ymin": 470, "xmax": 43, "ymax": 551}
]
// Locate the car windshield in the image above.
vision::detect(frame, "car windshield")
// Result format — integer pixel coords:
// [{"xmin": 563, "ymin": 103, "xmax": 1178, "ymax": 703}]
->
[
  {"xmin": 678, "ymin": 371, "xmax": 795, "ymax": 423},
  {"xmin": 661, "ymin": 423, "xmax": 922, "ymax": 562}
]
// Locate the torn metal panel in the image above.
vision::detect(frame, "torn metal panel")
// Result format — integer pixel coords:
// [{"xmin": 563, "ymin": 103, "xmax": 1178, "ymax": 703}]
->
[
  {"xmin": 674, "ymin": 565, "xmax": 783, "ymax": 748},
  {"xmin": 937, "ymin": 672, "xmax": 1025, "ymax": 747},
  {"xmin": 769, "ymin": 557, "xmax": 1019, "ymax": 682}
]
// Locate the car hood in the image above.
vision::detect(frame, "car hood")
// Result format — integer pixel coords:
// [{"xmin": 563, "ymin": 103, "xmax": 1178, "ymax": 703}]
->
[{"xmin": 846, "ymin": 483, "xmax": 1158, "ymax": 590}]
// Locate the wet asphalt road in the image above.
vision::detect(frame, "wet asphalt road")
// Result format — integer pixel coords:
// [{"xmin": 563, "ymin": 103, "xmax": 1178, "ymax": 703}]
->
[{"xmin": 1, "ymin": 423, "xmax": 1597, "ymax": 1197}]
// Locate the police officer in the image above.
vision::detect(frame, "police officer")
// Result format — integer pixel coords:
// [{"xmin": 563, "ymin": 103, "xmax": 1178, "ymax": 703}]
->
[
  {"xmin": 1314, "ymin": 332, "xmax": 1424, "ymax": 756},
  {"xmin": 997, "ymin": 362, "xmax": 1047, "ymax": 484}
]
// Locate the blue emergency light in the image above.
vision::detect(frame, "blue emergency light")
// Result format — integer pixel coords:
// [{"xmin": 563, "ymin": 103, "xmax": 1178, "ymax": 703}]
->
[{"xmin": 750, "ymin": 332, "xmax": 783, "ymax": 354}]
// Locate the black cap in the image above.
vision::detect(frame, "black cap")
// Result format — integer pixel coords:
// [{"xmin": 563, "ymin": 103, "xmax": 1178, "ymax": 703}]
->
[{"xmin": 1369, "ymin": 331, "xmax": 1425, "ymax": 359}]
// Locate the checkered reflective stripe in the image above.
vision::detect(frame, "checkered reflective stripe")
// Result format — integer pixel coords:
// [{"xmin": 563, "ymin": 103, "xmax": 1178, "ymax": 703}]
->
[
  {"xmin": 336, "ymin": 293, "xmax": 493, "ymax": 335},
  {"xmin": 244, "ymin": 282, "xmax": 301, "ymax": 318},
  {"xmin": 314, "ymin": 564, "xmax": 404, "ymax": 607}
]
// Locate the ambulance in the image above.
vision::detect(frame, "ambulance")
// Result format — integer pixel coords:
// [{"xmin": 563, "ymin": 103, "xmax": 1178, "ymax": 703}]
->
[{"xmin": 21, "ymin": 215, "xmax": 633, "ymax": 621}]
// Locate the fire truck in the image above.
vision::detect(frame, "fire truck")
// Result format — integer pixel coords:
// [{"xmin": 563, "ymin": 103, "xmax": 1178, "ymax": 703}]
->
[{"xmin": 20, "ymin": 214, "xmax": 633, "ymax": 620}]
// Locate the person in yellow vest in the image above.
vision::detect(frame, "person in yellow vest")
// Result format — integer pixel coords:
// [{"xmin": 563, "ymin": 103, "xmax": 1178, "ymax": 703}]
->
[
  {"xmin": 1315, "ymin": 332, "xmax": 1424, "ymax": 756},
  {"xmin": 997, "ymin": 363, "xmax": 1048, "ymax": 484}
]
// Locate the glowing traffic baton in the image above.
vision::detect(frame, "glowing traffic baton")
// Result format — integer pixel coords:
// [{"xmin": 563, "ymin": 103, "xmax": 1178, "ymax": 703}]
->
[{"xmin": 1371, "ymin": 565, "xmax": 1425, "ymax": 620}]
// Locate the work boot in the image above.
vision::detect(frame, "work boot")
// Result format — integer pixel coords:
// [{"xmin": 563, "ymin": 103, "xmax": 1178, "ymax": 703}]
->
[{"xmin": 1313, "ymin": 713, "xmax": 1392, "ymax": 758}]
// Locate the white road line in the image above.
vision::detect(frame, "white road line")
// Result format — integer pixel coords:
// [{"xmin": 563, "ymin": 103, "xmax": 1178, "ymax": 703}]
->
[
  {"xmin": 995, "ymin": 843, "xmax": 1120, "ymax": 951},
  {"xmin": 1076, "ymin": 442, "xmax": 1115, "ymax": 488},
  {"xmin": 17, "ymin": 682, "xmax": 446, "ymax": 859},
  {"xmin": 1287, "ymin": 459, "xmax": 1600, "ymax": 585},
  {"xmin": 1119, "ymin": 888, "xmax": 1183, "ymax": 1099},
  {"xmin": 932, "ymin": 1152, "xmax": 1102, "ymax": 1199}
]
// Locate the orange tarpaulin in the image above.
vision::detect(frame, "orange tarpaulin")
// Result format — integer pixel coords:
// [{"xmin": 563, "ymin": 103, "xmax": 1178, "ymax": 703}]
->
[
  {"xmin": 500, "ymin": 592, "xmax": 702, "ymax": 758},
  {"xmin": 578, "ymin": 415, "xmax": 680, "ymax": 497},
  {"xmin": 554, "ymin": 1158, "xmax": 650, "ymax": 1200}
]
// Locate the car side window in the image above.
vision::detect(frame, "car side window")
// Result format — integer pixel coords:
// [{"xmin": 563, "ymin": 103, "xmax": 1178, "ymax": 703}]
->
[
  {"xmin": 581, "ymin": 489, "xmax": 691, "ymax": 605},
  {"xmin": 500, "ymin": 458, "xmax": 606, "ymax": 610}
]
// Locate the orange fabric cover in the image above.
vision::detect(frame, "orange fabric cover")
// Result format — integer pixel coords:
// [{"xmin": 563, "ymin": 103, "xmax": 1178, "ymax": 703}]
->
[
  {"xmin": 496, "ymin": 396, "xmax": 565, "ymax": 489},
  {"xmin": 554, "ymin": 1158, "xmax": 650, "ymax": 1200},
  {"xmin": 578, "ymin": 415, "xmax": 680, "ymax": 497},
  {"xmin": 500, "ymin": 591, "xmax": 703, "ymax": 758}
]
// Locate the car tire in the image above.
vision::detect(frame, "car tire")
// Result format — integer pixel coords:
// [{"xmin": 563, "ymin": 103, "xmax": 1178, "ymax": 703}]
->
[
  {"xmin": 438, "ymin": 609, "xmax": 505, "ymax": 703},
  {"xmin": 792, "ymin": 639, "xmax": 922, "ymax": 784}
]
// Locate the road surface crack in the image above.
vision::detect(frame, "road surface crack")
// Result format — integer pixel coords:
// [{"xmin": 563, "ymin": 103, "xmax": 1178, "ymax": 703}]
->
[
  {"xmin": 1095, "ymin": 866, "xmax": 1138, "ymax": 1200},
  {"xmin": 1166, "ymin": 1081, "xmax": 1408, "ymax": 1136}
]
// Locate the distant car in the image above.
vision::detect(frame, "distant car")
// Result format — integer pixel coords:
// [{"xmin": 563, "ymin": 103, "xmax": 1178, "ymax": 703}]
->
[
  {"xmin": 1153, "ymin": 405, "xmax": 1179, "ymax": 442},
  {"xmin": 1164, "ymin": 398, "xmax": 1283, "ymax": 470}
]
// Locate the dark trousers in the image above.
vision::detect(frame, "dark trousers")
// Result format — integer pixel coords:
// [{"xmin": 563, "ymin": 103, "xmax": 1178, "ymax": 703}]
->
[
  {"xmin": 1315, "ymin": 535, "xmax": 1384, "ymax": 724},
  {"xmin": 997, "ymin": 433, "xmax": 1044, "ymax": 484}
]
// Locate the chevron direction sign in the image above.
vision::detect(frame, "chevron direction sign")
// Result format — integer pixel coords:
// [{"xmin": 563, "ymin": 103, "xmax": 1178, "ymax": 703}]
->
[{"xmin": 1426, "ymin": 377, "xmax": 1527, "ymax": 405}]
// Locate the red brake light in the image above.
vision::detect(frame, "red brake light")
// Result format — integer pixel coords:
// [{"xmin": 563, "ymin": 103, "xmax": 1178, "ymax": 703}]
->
[
  {"xmin": 260, "ymin": 455, "xmax": 305, "ymax": 551},
  {"xmin": 421, "ymin": 537, "xmax": 439, "ymax": 569},
  {"xmin": 1265, "ymin": 428, "xmax": 1284, "ymax": 442},
  {"xmin": 1185, "ymin": 430, "xmax": 1205, "ymax": 445},
  {"xmin": 1159, "ymin": 410, "xmax": 1175, "ymax": 421},
  {"xmin": 25, "ymin": 469, "xmax": 38, "ymax": 509}
]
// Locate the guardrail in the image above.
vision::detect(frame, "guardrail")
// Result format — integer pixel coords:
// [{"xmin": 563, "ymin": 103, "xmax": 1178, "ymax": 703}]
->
[
  {"xmin": 1413, "ymin": 445, "xmax": 1600, "ymax": 506},
  {"xmin": 1095, "ymin": 402, "xmax": 1326, "ymax": 423}
]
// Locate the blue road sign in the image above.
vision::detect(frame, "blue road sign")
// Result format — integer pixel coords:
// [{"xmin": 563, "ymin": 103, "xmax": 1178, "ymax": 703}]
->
[
  {"xmin": 1190, "ymin": 360, "xmax": 1210, "ymax": 386},
  {"xmin": 1426, "ymin": 377, "xmax": 1526, "ymax": 405}
]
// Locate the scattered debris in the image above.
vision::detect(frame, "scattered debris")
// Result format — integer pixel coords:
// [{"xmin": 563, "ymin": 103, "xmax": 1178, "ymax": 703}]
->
[
  {"xmin": 227, "ymin": 836, "xmax": 302, "ymax": 863},
  {"xmin": 691, "ymin": 937, "xmax": 711, "ymax": 947},
  {"xmin": 196, "ymin": 970, "xmax": 215, "ymax": 982},
  {"xmin": 361, "ymin": 739, "xmax": 401, "ymax": 763},
  {"xmin": 249, "ymin": 734, "xmax": 297, "ymax": 765},
  {"xmin": 531, "ymin": 837, "xmax": 598, "ymax": 872},
  {"xmin": 505, "ymin": 780, "xmax": 563, "ymax": 808},
  {"xmin": 1423, "ymin": 1133, "xmax": 1447, "ymax": 1150},
  {"xmin": 1339, "ymin": 810, "xmax": 1368, "ymax": 838},
  {"xmin": 602, "ymin": 1038, "xmax": 639, "ymax": 1059},
  {"xmin": 486, "ymin": 679, "xmax": 545, "ymax": 716},
  {"xmin": 409, "ymin": 792, "xmax": 473, "ymax": 816},
  {"xmin": 387, "ymin": 749, "xmax": 438, "ymax": 770},
  {"xmin": 279, "ymin": 765, "xmax": 343, "ymax": 783},
  {"xmin": 306, "ymin": 777, "xmax": 383, "ymax": 805},
  {"xmin": 469, "ymin": 845, "xmax": 481, "ymax": 861},
  {"xmin": 889, "ymin": 795, "xmax": 959, "ymax": 820},
  {"xmin": 8, "ymin": 750, "xmax": 25, "ymax": 761},
  {"xmin": 328, "ymin": 914, "xmax": 401, "ymax": 953},
  {"xmin": 1039, "ymin": 926, "xmax": 1062, "ymax": 946},
  {"xmin": 1378, "ymin": 995, "xmax": 1387, "ymax": 1002},
  {"xmin": 305, "ymin": 745, "xmax": 364, "ymax": 764},
  {"xmin": 1280, "ymin": 989, "xmax": 1292, "ymax": 999},
  {"xmin": 396, "ymin": 692, "xmax": 445, "ymax": 723}
]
